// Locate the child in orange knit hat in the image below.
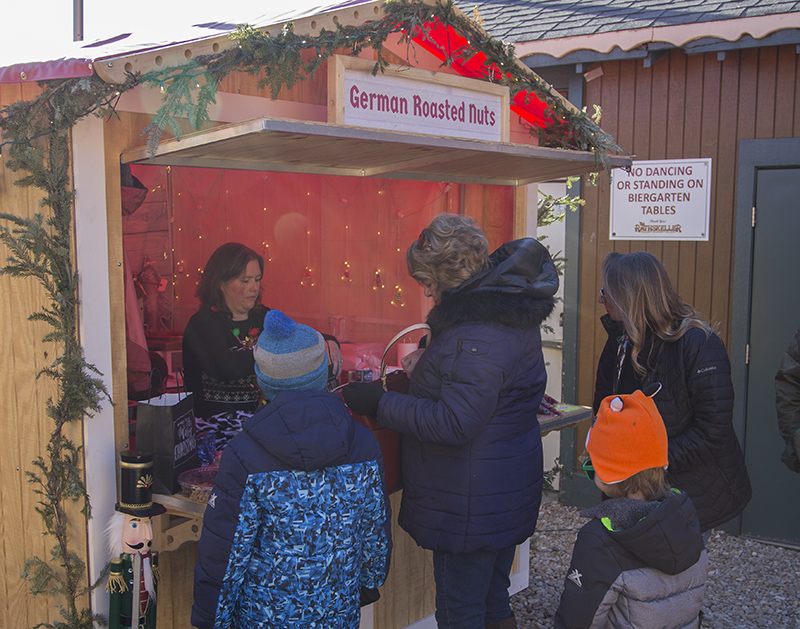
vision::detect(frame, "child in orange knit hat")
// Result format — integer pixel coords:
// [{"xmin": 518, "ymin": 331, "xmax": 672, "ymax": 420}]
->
[{"xmin": 555, "ymin": 389, "xmax": 708, "ymax": 629}]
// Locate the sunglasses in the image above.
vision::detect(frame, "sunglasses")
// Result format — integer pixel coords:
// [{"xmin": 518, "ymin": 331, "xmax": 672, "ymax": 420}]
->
[
  {"xmin": 599, "ymin": 287, "xmax": 607, "ymax": 304},
  {"xmin": 582, "ymin": 459, "xmax": 595, "ymax": 481}
]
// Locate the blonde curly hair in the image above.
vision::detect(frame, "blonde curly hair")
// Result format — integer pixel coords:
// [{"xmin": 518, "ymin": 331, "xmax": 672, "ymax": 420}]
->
[{"xmin": 406, "ymin": 213, "xmax": 489, "ymax": 295}]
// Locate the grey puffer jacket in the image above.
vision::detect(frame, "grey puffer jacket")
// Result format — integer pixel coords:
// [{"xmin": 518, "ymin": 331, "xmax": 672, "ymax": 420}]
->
[
  {"xmin": 377, "ymin": 238, "xmax": 558, "ymax": 554},
  {"xmin": 554, "ymin": 490, "xmax": 708, "ymax": 629},
  {"xmin": 594, "ymin": 315, "xmax": 752, "ymax": 531},
  {"xmin": 775, "ymin": 326, "xmax": 800, "ymax": 472}
]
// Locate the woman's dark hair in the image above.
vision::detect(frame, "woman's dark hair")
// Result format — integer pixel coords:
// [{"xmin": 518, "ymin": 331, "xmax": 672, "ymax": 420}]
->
[{"xmin": 197, "ymin": 242, "xmax": 264, "ymax": 314}]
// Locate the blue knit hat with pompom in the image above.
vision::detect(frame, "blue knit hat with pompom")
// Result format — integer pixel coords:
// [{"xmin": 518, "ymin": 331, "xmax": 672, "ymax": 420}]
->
[{"xmin": 253, "ymin": 310, "xmax": 328, "ymax": 400}]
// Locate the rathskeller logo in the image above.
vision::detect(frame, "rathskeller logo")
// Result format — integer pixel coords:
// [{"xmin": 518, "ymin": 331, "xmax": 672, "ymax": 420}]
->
[{"xmin": 634, "ymin": 222, "xmax": 682, "ymax": 233}]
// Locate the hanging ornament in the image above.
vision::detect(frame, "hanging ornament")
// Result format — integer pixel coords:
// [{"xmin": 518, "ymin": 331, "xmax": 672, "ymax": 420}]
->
[
  {"xmin": 341, "ymin": 261, "xmax": 352, "ymax": 282},
  {"xmin": 373, "ymin": 268, "xmax": 385, "ymax": 290},
  {"xmin": 301, "ymin": 266, "xmax": 315, "ymax": 288},
  {"xmin": 390, "ymin": 285, "xmax": 405, "ymax": 308}
]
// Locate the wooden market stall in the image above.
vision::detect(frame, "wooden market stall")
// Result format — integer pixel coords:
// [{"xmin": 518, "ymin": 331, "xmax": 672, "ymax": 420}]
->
[{"xmin": 0, "ymin": 1, "xmax": 628, "ymax": 627}]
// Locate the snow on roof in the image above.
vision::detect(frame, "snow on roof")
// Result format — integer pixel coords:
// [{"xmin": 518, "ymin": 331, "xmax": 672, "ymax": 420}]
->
[{"xmin": 0, "ymin": 0, "xmax": 374, "ymax": 83}]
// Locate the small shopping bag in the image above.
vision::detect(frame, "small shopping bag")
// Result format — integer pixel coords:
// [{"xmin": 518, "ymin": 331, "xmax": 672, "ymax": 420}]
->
[{"xmin": 135, "ymin": 392, "xmax": 200, "ymax": 494}]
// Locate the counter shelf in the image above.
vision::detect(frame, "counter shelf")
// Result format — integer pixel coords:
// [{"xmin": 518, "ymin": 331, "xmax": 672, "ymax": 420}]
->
[{"xmin": 150, "ymin": 404, "xmax": 591, "ymax": 552}]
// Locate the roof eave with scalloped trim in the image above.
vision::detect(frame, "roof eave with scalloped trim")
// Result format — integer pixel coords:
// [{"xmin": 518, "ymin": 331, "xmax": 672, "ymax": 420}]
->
[{"xmin": 512, "ymin": 13, "xmax": 800, "ymax": 61}]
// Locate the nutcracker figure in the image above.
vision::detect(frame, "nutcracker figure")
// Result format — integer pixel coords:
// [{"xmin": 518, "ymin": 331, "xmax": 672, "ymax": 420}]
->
[{"xmin": 105, "ymin": 451, "xmax": 166, "ymax": 629}]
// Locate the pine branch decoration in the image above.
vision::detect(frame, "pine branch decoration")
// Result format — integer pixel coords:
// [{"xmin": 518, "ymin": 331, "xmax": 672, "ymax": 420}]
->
[{"xmin": 0, "ymin": 77, "xmax": 115, "ymax": 629}]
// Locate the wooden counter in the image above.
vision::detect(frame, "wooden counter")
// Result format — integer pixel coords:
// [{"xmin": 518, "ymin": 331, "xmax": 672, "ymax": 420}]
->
[
  {"xmin": 152, "ymin": 492, "xmax": 205, "ymax": 553},
  {"xmin": 540, "ymin": 403, "xmax": 593, "ymax": 435}
]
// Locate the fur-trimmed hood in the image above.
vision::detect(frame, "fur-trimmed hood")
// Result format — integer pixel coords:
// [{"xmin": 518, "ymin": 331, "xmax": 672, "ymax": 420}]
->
[{"xmin": 426, "ymin": 238, "xmax": 558, "ymax": 337}]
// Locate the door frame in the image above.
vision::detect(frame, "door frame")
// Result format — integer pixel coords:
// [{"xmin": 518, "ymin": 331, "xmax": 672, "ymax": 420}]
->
[{"xmin": 730, "ymin": 137, "xmax": 800, "ymax": 535}]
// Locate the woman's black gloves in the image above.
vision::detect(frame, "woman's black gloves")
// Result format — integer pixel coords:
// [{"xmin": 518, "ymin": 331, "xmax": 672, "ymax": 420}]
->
[{"xmin": 342, "ymin": 382, "xmax": 384, "ymax": 417}]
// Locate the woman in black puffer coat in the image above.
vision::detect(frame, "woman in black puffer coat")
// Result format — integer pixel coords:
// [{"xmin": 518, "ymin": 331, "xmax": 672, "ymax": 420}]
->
[
  {"xmin": 593, "ymin": 251, "xmax": 751, "ymax": 532},
  {"xmin": 343, "ymin": 213, "xmax": 558, "ymax": 629}
]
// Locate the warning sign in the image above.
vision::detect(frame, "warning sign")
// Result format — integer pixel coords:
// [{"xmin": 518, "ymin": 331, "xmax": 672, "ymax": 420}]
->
[{"xmin": 609, "ymin": 158, "xmax": 712, "ymax": 241}]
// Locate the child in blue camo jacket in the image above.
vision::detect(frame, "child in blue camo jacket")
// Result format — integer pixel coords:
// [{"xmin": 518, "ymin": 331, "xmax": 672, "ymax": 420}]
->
[{"xmin": 192, "ymin": 310, "xmax": 391, "ymax": 629}]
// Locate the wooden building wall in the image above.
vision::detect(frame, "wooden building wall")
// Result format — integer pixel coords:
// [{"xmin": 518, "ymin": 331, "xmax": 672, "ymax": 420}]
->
[
  {"xmin": 575, "ymin": 43, "xmax": 800, "ymax": 412},
  {"xmin": 0, "ymin": 83, "xmax": 88, "ymax": 628}
]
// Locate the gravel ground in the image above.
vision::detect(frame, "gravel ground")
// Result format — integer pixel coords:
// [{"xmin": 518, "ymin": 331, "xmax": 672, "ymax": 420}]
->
[{"xmin": 512, "ymin": 498, "xmax": 800, "ymax": 628}]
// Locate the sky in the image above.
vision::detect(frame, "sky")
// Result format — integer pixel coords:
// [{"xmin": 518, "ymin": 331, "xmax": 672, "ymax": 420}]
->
[{"xmin": 1, "ymin": 0, "xmax": 225, "ymax": 65}]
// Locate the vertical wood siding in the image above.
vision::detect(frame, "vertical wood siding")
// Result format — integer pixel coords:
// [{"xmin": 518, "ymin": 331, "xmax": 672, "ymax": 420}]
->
[
  {"xmin": 576, "ymin": 44, "xmax": 800, "ymax": 417},
  {"xmin": 0, "ymin": 83, "xmax": 88, "ymax": 628}
]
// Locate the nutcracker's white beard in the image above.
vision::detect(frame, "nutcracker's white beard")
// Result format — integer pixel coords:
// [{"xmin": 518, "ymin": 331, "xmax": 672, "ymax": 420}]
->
[{"xmin": 142, "ymin": 555, "xmax": 156, "ymax": 601}]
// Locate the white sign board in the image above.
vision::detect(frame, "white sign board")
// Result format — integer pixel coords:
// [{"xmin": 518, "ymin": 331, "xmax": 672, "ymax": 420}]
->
[
  {"xmin": 609, "ymin": 159, "xmax": 712, "ymax": 240},
  {"xmin": 331, "ymin": 56, "xmax": 508, "ymax": 142}
]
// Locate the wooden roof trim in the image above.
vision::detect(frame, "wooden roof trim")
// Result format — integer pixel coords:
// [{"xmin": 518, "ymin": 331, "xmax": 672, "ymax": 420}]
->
[{"xmin": 513, "ymin": 12, "xmax": 800, "ymax": 62}]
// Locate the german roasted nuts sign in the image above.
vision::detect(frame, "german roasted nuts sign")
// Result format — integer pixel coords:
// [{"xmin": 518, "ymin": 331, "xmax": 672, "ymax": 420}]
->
[
  {"xmin": 329, "ymin": 55, "xmax": 509, "ymax": 143},
  {"xmin": 610, "ymin": 158, "xmax": 712, "ymax": 241}
]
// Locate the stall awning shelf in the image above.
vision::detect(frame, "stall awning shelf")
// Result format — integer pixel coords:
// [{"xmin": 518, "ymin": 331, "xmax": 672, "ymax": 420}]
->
[{"xmin": 121, "ymin": 117, "xmax": 631, "ymax": 186}]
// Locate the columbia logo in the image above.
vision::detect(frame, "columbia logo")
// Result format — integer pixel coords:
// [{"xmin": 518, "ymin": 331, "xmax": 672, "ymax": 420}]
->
[{"xmin": 697, "ymin": 366, "xmax": 716, "ymax": 374}]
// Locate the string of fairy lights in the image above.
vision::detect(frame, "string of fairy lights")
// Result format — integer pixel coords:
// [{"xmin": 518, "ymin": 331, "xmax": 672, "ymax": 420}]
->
[{"xmin": 135, "ymin": 168, "xmax": 458, "ymax": 315}]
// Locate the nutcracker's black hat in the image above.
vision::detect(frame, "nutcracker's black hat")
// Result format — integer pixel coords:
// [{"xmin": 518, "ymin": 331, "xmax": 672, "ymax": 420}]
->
[{"xmin": 115, "ymin": 451, "xmax": 166, "ymax": 517}]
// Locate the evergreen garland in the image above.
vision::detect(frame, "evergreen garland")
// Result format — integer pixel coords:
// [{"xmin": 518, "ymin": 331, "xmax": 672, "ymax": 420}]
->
[
  {"xmin": 0, "ymin": 75, "xmax": 133, "ymax": 629},
  {"xmin": 0, "ymin": 2, "xmax": 621, "ymax": 626}
]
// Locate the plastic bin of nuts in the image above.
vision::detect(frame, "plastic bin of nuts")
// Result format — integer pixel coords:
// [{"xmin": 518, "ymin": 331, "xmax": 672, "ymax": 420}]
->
[{"xmin": 177, "ymin": 466, "xmax": 218, "ymax": 504}]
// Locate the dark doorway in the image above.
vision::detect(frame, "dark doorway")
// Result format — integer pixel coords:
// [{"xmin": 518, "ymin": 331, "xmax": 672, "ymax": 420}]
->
[{"xmin": 733, "ymin": 139, "xmax": 800, "ymax": 545}]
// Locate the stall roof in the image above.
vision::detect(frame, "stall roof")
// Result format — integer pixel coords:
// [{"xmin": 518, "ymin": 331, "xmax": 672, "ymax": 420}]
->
[
  {"xmin": 121, "ymin": 117, "xmax": 630, "ymax": 186},
  {"xmin": 0, "ymin": 0, "xmax": 375, "ymax": 83},
  {"xmin": 3, "ymin": 0, "xmax": 631, "ymax": 182},
  {"xmin": 0, "ymin": 0, "xmax": 562, "ymax": 128}
]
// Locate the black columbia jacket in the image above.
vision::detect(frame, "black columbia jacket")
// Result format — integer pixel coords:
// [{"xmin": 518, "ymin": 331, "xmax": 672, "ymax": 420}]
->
[{"xmin": 594, "ymin": 315, "xmax": 751, "ymax": 531}]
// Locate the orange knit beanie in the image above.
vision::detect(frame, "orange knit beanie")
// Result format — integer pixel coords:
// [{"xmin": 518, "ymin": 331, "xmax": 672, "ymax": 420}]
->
[{"xmin": 586, "ymin": 389, "xmax": 668, "ymax": 483}]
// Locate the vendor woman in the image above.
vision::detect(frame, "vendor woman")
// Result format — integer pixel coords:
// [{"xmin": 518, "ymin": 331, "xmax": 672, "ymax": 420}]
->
[{"xmin": 182, "ymin": 243, "xmax": 343, "ymax": 436}]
